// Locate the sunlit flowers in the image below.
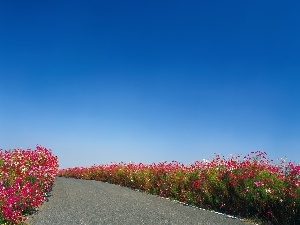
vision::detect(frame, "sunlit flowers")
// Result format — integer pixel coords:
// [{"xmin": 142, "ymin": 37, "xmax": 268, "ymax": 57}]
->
[
  {"xmin": 0, "ymin": 145, "xmax": 59, "ymax": 224},
  {"xmin": 58, "ymin": 151, "xmax": 300, "ymax": 225}
]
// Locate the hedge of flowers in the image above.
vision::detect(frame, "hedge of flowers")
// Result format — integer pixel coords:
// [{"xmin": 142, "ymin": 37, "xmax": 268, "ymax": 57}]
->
[
  {"xmin": 58, "ymin": 151, "xmax": 300, "ymax": 225},
  {"xmin": 0, "ymin": 145, "xmax": 59, "ymax": 224}
]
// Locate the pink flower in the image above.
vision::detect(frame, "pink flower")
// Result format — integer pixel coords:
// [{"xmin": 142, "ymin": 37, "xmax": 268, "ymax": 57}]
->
[{"xmin": 254, "ymin": 181, "xmax": 264, "ymax": 187}]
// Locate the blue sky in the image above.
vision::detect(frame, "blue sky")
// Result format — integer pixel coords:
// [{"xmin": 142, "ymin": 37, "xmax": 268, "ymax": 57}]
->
[{"xmin": 1, "ymin": 1, "xmax": 299, "ymax": 168}]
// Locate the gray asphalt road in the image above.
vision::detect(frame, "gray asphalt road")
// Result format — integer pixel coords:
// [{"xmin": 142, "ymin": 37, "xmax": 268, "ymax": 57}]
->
[{"xmin": 25, "ymin": 177, "xmax": 255, "ymax": 225}]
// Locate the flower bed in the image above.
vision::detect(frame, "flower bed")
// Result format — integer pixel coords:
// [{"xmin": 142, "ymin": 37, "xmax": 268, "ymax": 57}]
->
[
  {"xmin": 58, "ymin": 151, "xmax": 300, "ymax": 224},
  {"xmin": 0, "ymin": 145, "xmax": 59, "ymax": 224}
]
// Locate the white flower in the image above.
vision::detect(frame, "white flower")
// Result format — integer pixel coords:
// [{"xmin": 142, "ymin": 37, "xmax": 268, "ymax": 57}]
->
[{"xmin": 265, "ymin": 188, "xmax": 272, "ymax": 193}]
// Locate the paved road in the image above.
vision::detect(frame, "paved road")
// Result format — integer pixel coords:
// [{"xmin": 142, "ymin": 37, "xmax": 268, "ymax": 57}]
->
[{"xmin": 26, "ymin": 177, "xmax": 254, "ymax": 225}]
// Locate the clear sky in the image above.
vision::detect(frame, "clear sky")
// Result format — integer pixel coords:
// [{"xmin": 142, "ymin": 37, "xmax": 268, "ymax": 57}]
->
[{"xmin": 1, "ymin": 0, "xmax": 299, "ymax": 169}]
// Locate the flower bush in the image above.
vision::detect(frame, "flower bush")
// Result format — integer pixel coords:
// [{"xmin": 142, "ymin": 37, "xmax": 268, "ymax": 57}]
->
[
  {"xmin": 0, "ymin": 145, "xmax": 59, "ymax": 224},
  {"xmin": 58, "ymin": 151, "xmax": 300, "ymax": 225}
]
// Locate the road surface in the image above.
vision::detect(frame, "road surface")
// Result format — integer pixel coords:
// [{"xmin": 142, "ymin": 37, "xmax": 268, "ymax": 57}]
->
[{"xmin": 25, "ymin": 177, "xmax": 254, "ymax": 225}]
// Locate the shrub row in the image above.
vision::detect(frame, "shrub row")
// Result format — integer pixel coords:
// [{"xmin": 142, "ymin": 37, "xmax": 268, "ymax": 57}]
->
[{"xmin": 58, "ymin": 151, "xmax": 300, "ymax": 224}]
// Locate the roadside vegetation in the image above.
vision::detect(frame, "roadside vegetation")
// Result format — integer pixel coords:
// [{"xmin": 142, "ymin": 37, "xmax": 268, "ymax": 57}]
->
[
  {"xmin": 0, "ymin": 146, "xmax": 58, "ymax": 224},
  {"xmin": 58, "ymin": 151, "xmax": 300, "ymax": 225},
  {"xmin": 1, "ymin": 146, "xmax": 299, "ymax": 224}
]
